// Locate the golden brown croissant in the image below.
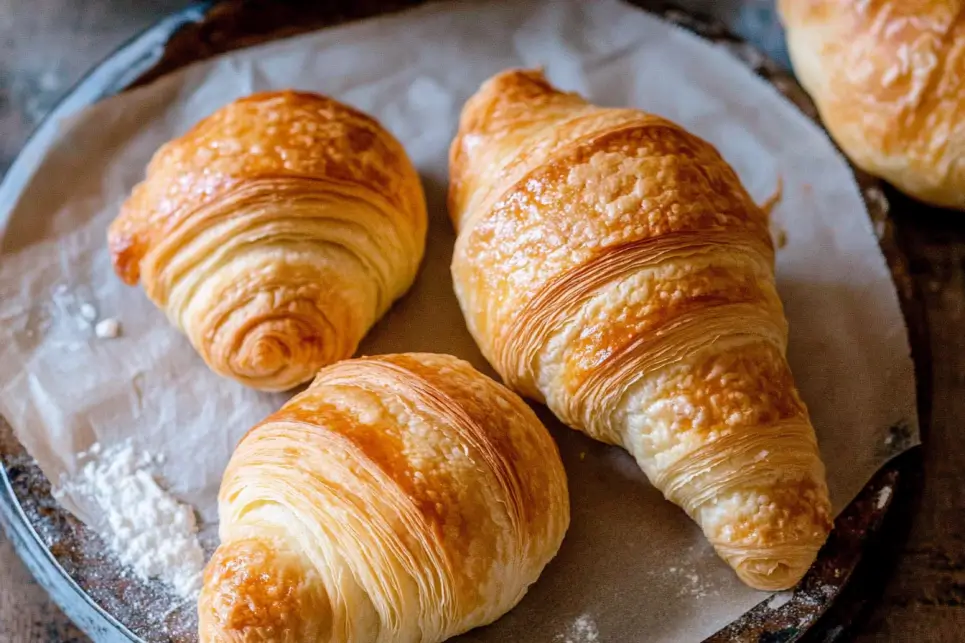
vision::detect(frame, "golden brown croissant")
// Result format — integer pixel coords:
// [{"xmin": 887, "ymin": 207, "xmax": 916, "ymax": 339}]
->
[
  {"xmin": 108, "ymin": 91, "xmax": 427, "ymax": 390},
  {"xmin": 198, "ymin": 352, "xmax": 569, "ymax": 642},
  {"xmin": 448, "ymin": 69, "xmax": 832, "ymax": 591},
  {"xmin": 779, "ymin": 0, "xmax": 965, "ymax": 210}
]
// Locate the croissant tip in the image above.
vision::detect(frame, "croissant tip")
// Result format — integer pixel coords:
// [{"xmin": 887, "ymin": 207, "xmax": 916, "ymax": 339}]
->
[
  {"xmin": 106, "ymin": 231, "xmax": 141, "ymax": 285},
  {"xmin": 199, "ymin": 538, "xmax": 329, "ymax": 642},
  {"xmin": 200, "ymin": 307, "xmax": 332, "ymax": 391},
  {"xmin": 736, "ymin": 561, "xmax": 807, "ymax": 592},
  {"xmin": 482, "ymin": 67, "xmax": 550, "ymax": 89}
]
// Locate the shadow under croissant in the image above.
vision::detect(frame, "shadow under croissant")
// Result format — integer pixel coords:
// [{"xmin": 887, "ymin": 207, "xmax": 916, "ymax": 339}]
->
[
  {"xmin": 357, "ymin": 171, "xmax": 496, "ymax": 376},
  {"xmin": 451, "ymin": 406, "xmax": 717, "ymax": 642}
]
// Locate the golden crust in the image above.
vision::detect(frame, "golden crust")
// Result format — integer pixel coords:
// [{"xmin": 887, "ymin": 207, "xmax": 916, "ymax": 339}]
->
[
  {"xmin": 779, "ymin": 0, "xmax": 965, "ymax": 209},
  {"xmin": 198, "ymin": 353, "xmax": 569, "ymax": 643},
  {"xmin": 201, "ymin": 536, "xmax": 332, "ymax": 641},
  {"xmin": 448, "ymin": 69, "xmax": 831, "ymax": 591},
  {"xmin": 111, "ymin": 91, "xmax": 425, "ymax": 282},
  {"xmin": 108, "ymin": 91, "xmax": 427, "ymax": 390}
]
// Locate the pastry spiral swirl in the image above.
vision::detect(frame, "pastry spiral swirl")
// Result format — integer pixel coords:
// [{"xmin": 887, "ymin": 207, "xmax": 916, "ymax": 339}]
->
[{"xmin": 109, "ymin": 91, "xmax": 427, "ymax": 390}]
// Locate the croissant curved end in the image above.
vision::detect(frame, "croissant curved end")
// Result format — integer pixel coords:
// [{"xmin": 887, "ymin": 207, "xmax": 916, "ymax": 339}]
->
[
  {"xmin": 709, "ymin": 484, "xmax": 833, "ymax": 591},
  {"xmin": 198, "ymin": 537, "xmax": 331, "ymax": 643},
  {"xmin": 109, "ymin": 90, "xmax": 428, "ymax": 391},
  {"xmin": 734, "ymin": 558, "xmax": 809, "ymax": 593},
  {"xmin": 200, "ymin": 310, "xmax": 336, "ymax": 392},
  {"xmin": 107, "ymin": 215, "xmax": 144, "ymax": 286}
]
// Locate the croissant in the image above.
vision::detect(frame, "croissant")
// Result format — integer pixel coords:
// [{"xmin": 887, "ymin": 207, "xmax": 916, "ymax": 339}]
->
[
  {"xmin": 779, "ymin": 0, "xmax": 965, "ymax": 210},
  {"xmin": 198, "ymin": 352, "xmax": 569, "ymax": 642},
  {"xmin": 108, "ymin": 91, "xmax": 427, "ymax": 390},
  {"xmin": 448, "ymin": 69, "xmax": 832, "ymax": 591}
]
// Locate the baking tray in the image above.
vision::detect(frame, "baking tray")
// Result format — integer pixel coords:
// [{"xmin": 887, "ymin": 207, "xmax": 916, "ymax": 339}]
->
[{"xmin": 0, "ymin": 1, "xmax": 929, "ymax": 642}]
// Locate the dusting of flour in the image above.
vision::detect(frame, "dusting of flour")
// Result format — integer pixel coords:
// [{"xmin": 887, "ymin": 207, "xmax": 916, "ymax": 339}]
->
[
  {"xmin": 53, "ymin": 441, "xmax": 205, "ymax": 599},
  {"xmin": 875, "ymin": 486, "xmax": 893, "ymax": 510},
  {"xmin": 556, "ymin": 614, "xmax": 600, "ymax": 642},
  {"xmin": 767, "ymin": 591, "xmax": 794, "ymax": 610}
]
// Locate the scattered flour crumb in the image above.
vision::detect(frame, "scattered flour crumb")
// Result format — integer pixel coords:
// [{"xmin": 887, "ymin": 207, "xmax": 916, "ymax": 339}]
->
[
  {"xmin": 95, "ymin": 317, "xmax": 121, "ymax": 338},
  {"xmin": 884, "ymin": 434, "xmax": 894, "ymax": 445},
  {"xmin": 50, "ymin": 285, "xmax": 92, "ymax": 330},
  {"xmin": 555, "ymin": 614, "xmax": 600, "ymax": 643},
  {"xmin": 876, "ymin": 486, "xmax": 893, "ymax": 509},
  {"xmin": 52, "ymin": 441, "xmax": 205, "ymax": 599},
  {"xmin": 668, "ymin": 566, "xmax": 715, "ymax": 599},
  {"xmin": 767, "ymin": 591, "xmax": 794, "ymax": 610}
]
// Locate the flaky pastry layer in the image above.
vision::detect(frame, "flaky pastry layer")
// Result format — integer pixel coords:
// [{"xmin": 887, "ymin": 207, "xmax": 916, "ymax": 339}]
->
[
  {"xmin": 448, "ymin": 69, "xmax": 832, "ymax": 591},
  {"xmin": 109, "ymin": 91, "xmax": 427, "ymax": 390},
  {"xmin": 199, "ymin": 353, "xmax": 569, "ymax": 642}
]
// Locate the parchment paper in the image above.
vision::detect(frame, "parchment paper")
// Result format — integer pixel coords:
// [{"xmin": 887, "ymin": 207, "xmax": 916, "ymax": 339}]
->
[{"xmin": 0, "ymin": 1, "xmax": 919, "ymax": 640}]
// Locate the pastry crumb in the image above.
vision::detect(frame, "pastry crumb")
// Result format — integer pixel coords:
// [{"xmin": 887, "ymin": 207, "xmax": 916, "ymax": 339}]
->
[
  {"xmin": 95, "ymin": 318, "xmax": 121, "ymax": 339},
  {"xmin": 875, "ymin": 486, "xmax": 892, "ymax": 509}
]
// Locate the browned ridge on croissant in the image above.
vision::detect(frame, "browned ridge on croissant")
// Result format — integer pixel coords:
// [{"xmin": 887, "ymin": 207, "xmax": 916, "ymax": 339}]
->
[
  {"xmin": 108, "ymin": 90, "xmax": 427, "ymax": 391},
  {"xmin": 449, "ymin": 68, "xmax": 832, "ymax": 591},
  {"xmin": 199, "ymin": 353, "xmax": 569, "ymax": 642}
]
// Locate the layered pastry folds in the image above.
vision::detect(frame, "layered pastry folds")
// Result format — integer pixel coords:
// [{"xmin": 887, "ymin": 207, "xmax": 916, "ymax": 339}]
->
[
  {"xmin": 448, "ymin": 69, "xmax": 832, "ymax": 590},
  {"xmin": 198, "ymin": 353, "xmax": 569, "ymax": 642},
  {"xmin": 109, "ymin": 91, "xmax": 427, "ymax": 390}
]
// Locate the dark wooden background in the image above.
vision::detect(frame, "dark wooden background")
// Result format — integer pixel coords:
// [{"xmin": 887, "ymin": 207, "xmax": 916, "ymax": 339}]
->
[{"xmin": 0, "ymin": 1, "xmax": 962, "ymax": 641}]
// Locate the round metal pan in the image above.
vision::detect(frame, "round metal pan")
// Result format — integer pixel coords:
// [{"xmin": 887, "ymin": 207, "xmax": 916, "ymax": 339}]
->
[{"xmin": 0, "ymin": 2, "xmax": 928, "ymax": 641}]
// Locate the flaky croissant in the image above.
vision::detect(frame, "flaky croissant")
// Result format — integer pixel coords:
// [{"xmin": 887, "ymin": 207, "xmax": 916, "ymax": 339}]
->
[
  {"xmin": 448, "ymin": 69, "xmax": 832, "ymax": 591},
  {"xmin": 198, "ymin": 352, "xmax": 569, "ymax": 642},
  {"xmin": 779, "ymin": 0, "xmax": 964, "ymax": 210},
  {"xmin": 108, "ymin": 91, "xmax": 427, "ymax": 390}
]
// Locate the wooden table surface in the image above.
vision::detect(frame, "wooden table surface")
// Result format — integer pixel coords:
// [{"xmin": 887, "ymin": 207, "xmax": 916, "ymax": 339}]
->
[{"xmin": 1, "ymin": 1, "xmax": 963, "ymax": 641}]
